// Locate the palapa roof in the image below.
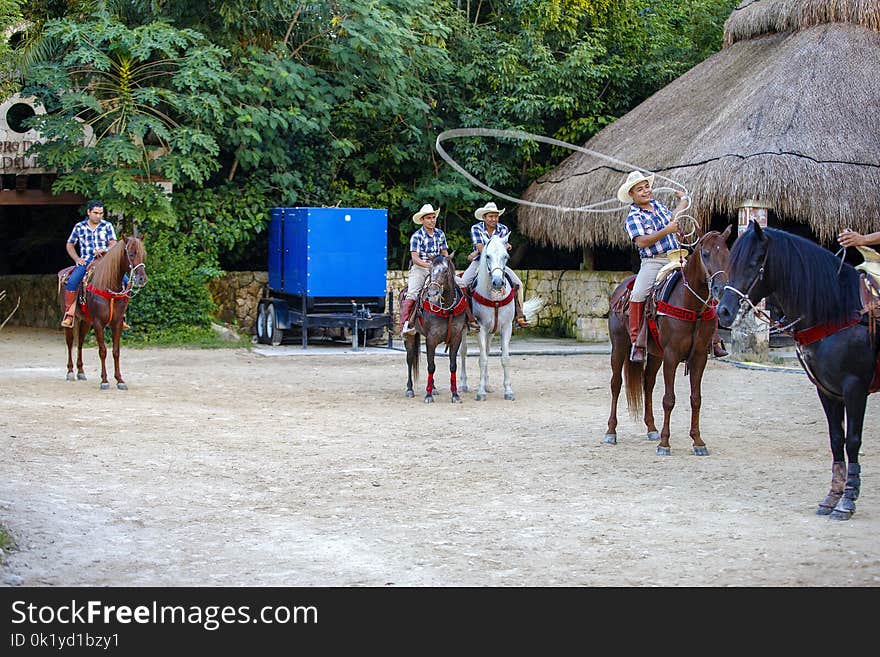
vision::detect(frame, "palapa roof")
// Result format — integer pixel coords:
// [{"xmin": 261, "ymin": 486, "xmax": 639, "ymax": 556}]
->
[{"xmin": 518, "ymin": 0, "xmax": 880, "ymax": 249}]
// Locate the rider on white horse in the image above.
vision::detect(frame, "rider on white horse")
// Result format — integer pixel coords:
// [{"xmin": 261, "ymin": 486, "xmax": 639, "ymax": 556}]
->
[{"xmin": 457, "ymin": 201, "xmax": 530, "ymax": 328}]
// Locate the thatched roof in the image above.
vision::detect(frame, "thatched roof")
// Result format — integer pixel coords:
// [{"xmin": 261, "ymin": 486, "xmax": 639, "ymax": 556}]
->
[
  {"xmin": 725, "ymin": 0, "xmax": 880, "ymax": 46},
  {"xmin": 519, "ymin": 1, "xmax": 880, "ymax": 249}
]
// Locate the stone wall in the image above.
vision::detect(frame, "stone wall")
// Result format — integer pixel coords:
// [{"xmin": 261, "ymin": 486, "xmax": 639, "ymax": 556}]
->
[{"xmin": 0, "ymin": 269, "xmax": 631, "ymax": 341}]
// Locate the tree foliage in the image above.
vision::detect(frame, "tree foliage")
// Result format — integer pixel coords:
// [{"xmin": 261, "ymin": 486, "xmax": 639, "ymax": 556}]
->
[{"xmin": 10, "ymin": 0, "xmax": 739, "ymax": 335}]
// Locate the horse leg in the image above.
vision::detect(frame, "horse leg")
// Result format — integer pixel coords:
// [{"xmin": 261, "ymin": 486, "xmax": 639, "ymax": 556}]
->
[
  {"xmin": 459, "ymin": 334, "xmax": 468, "ymax": 393},
  {"xmin": 500, "ymin": 323, "xmax": 514, "ymax": 401},
  {"xmin": 424, "ymin": 340, "xmax": 437, "ymax": 403},
  {"xmin": 112, "ymin": 324, "xmax": 127, "ymax": 390},
  {"xmin": 94, "ymin": 324, "xmax": 110, "ymax": 390},
  {"xmin": 828, "ymin": 383, "xmax": 867, "ymax": 520},
  {"xmin": 815, "ymin": 390, "xmax": 846, "ymax": 515},
  {"xmin": 65, "ymin": 327, "xmax": 76, "ymax": 381},
  {"xmin": 604, "ymin": 342, "xmax": 627, "ymax": 445},
  {"xmin": 687, "ymin": 351, "xmax": 709, "ymax": 456},
  {"xmin": 404, "ymin": 336, "xmax": 416, "ymax": 398},
  {"xmin": 657, "ymin": 356, "xmax": 679, "ymax": 456},
  {"xmin": 643, "ymin": 356, "xmax": 662, "ymax": 442},
  {"xmin": 449, "ymin": 337, "xmax": 461, "ymax": 404},
  {"xmin": 75, "ymin": 322, "xmax": 87, "ymax": 380},
  {"xmin": 476, "ymin": 326, "xmax": 490, "ymax": 401}
]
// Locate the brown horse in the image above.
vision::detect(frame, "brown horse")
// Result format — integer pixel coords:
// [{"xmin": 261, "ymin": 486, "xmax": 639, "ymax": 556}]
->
[
  {"xmin": 402, "ymin": 253, "xmax": 468, "ymax": 403},
  {"xmin": 605, "ymin": 226, "xmax": 731, "ymax": 455},
  {"xmin": 58, "ymin": 235, "xmax": 147, "ymax": 389}
]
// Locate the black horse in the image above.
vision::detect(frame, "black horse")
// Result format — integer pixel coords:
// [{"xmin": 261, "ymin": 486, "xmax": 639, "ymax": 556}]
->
[
  {"xmin": 402, "ymin": 253, "xmax": 468, "ymax": 403},
  {"xmin": 716, "ymin": 221, "xmax": 878, "ymax": 520}
]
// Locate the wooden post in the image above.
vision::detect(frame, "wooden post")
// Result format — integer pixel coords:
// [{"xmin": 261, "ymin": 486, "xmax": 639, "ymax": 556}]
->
[{"xmin": 731, "ymin": 200, "xmax": 771, "ymax": 362}]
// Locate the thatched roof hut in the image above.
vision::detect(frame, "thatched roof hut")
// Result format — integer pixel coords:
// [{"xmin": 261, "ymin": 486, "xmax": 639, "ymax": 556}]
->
[{"xmin": 518, "ymin": 0, "xmax": 880, "ymax": 249}]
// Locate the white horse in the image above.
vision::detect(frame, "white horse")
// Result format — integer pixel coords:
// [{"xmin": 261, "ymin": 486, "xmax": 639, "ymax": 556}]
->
[{"xmin": 459, "ymin": 234, "xmax": 544, "ymax": 401}]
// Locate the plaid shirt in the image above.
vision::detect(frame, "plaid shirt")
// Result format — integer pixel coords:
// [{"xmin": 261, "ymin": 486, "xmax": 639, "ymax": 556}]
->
[
  {"xmin": 624, "ymin": 200, "xmax": 679, "ymax": 258},
  {"xmin": 67, "ymin": 219, "xmax": 117, "ymax": 264},
  {"xmin": 409, "ymin": 226, "xmax": 448, "ymax": 263},
  {"xmin": 470, "ymin": 222, "xmax": 510, "ymax": 260}
]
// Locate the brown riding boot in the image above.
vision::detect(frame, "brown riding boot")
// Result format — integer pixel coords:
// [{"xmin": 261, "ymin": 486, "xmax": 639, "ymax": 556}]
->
[
  {"xmin": 60, "ymin": 290, "xmax": 77, "ymax": 328},
  {"xmin": 711, "ymin": 333, "xmax": 728, "ymax": 358},
  {"xmin": 399, "ymin": 298, "xmax": 416, "ymax": 335},
  {"xmin": 461, "ymin": 289, "xmax": 478, "ymax": 331},
  {"xmin": 628, "ymin": 300, "xmax": 646, "ymax": 362},
  {"xmin": 513, "ymin": 287, "xmax": 530, "ymax": 328}
]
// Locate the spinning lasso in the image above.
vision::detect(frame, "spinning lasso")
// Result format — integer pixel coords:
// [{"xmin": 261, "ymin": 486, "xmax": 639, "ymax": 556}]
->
[{"xmin": 435, "ymin": 127, "xmax": 698, "ymax": 244}]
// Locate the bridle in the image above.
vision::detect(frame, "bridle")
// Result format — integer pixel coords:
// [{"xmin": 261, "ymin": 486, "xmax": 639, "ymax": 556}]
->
[
  {"xmin": 111, "ymin": 238, "xmax": 147, "ymax": 297},
  {"xmin": 721, "ymin": 246, "xmax": 803, "ymax": 334},
  {"xmin": 425, "ymin": 260, "xmax": 458, "ymax": 312}
]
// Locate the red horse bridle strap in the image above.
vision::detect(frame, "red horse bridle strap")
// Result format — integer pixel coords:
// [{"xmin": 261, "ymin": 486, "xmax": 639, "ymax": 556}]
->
[
  {"xmin": 656, "ymin": 300, "xmax": 717, "ymax": 323},
  {"xmin": 793, "ymin": 316, "xmax": 861, "ymax": 346},
  {"xmin": 471, "ymin": 287, "xmax": 516, "ymax": 308},
  {"xmin": 86, "ymin": 284, "xmax": 130, "ymax": 301}
]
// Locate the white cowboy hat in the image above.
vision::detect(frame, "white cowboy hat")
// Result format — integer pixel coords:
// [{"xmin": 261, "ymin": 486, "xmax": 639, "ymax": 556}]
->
[
  {"xmin": 616, "ymin": 170, "xmax": 655, "ymax": 204},
  {"xmin": 413, "ymin": 203, "xmax": 439, "ymax": 224},
  {"xmin": 474, "ymin": 201, "xmax": 506, "ymax": 220}
]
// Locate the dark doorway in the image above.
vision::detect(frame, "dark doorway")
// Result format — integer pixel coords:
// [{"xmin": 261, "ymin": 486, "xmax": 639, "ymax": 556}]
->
[{"xmin": 0, "ymin": 204, "xmax": 82, "ymax": 274}]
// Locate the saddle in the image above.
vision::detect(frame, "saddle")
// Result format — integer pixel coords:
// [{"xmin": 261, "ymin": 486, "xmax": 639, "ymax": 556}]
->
[{"xmin": 57, "ymin": 265, "xmax": 97, "ymax": 300}]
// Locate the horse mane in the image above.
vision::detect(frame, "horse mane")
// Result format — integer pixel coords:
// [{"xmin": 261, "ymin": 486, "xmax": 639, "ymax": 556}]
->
[
  {"xmin": 90, "ymin": 237, "xmax": 143, "ymax": 290},
  {"xmin": 731, "ymin": 226, "xmax": 861, "ymax": 326}
]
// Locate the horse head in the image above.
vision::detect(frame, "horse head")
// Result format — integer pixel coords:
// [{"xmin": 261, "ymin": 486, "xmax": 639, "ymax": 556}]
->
[
  {"xmin": 426, "ymin": 252, "xmax": 455, "ymax": 309},
  {"xmin": 121, "ymin": 235, "xmax": 148, "ymax": 290},
  {"xmin": 696, "ymin": 224, "xmax": 732, "ymax": 302},
  {"xmin": 481, "ymin": 234, "xmax": 510, "ymax": 292},
  {"xmin": 717, "ymin": 220, "xmax": 770, "ymax": 328}
]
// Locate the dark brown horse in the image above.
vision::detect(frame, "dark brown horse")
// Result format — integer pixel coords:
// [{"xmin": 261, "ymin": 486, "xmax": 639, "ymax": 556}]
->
[
  {"xmin": 605, "ymin": 226, "xmax": 731, "ymax": 455},
  {"xmin": 58, "ymin": 235, "xmax": 147, "ymax": 389},
  {"xmin": 402, "ymin": 253, "xmax": 468, "ymax": 403}
]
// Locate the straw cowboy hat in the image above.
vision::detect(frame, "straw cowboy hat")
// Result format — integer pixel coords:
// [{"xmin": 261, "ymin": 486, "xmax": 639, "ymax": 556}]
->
[
  {"xmin": 474, "ymin": 201, "xmax": 506, "ymax": 220},
  {"xmin": 412, "ymin": 203, "xmax": 439, "ymax": 224},
  {"xmin": 616, "ymin": 170, "xmax": 655, "ymax": 204}
]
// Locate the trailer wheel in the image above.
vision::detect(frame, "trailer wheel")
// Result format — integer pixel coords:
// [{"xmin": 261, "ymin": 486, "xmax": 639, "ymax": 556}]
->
[
  {"xmin": 255, "ymin": 302, "xmax": 268, "ymax": 344},
  {"xmin": 265, "ymin": 304, "xmax": 283, "ymax": 346}
]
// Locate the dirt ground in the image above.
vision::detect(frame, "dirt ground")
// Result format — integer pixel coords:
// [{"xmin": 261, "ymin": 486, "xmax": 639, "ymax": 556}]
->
[{"xmin": 0, "ymin": 325, "xmax": 878, "ymax": 587}]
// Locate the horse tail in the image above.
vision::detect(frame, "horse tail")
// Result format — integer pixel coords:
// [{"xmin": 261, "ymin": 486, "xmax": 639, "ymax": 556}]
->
[
  {"xmin": 411, "ymin": 333, "xmax": 420, "ymax": 382},
  {"xmin": 523, "ymin": 296, "xmax": 545, "ymax": 323},
  {"xmin": 623, "ymin": 359, "xmax": 644, "ymax": 420}
]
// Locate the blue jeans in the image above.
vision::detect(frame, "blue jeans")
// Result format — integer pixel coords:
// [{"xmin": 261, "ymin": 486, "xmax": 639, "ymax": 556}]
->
[
  {"xmin": 65, "ymin": 264, "xmax": 87, "ymax": 291},
  {"xmin": 65, "ymin": 265, "xmax": 129, "ymax": 291}
]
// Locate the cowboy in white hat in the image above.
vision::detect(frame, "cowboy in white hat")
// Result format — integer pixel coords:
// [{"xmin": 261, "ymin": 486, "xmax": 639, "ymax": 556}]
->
[
  {"xmin": 619, "ymin": 170, "xmax": 689, "ymax": 362},
  {"xmin": 399, "ymin": 203, "xmax": 449, "ymax": 335},
  {"xmin": 457, "ymin": 201, "xmax": 530, "ymax": 328}
]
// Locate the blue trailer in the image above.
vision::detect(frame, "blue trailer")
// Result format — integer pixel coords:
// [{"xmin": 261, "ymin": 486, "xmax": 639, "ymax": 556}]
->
[{"xmin": 255, "ymin": 206, "xmax": 393, "ymax": 349}]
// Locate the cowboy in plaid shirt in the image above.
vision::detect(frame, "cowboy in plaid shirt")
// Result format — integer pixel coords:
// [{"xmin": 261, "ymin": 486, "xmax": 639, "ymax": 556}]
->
[
  {"xmin": 618, "ymin": 172, "xmax": 688, "ymax": 362},
  {"xmin": 60, "ymin": 200, "xmax": 130, "ymax": 329},
  {"xmin": 400, "ymin": 204, "xmax": 449, "ymax": 335}
]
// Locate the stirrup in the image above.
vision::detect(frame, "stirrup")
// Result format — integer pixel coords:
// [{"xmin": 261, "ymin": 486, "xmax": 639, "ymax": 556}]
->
[
  {"xmin": 60, "ymin": 315, "xmax": 74, "ymax": 328},
  {"xmin": 515, "ymin": 317, "xmax": 530, "ymax": 328},
  {"xmin": 122, "ymin": 320, "xmax": 131, "ymax": 330},
  {"xmin": 629, "ymin": 345, "xmax": 645, "ymax": 362}
]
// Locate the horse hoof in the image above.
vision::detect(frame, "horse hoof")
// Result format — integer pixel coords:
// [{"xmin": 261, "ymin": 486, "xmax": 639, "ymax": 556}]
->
[
  {"xmin": 816, "ymin": 505, "xmax": 834, "ymax": 516},
  {"xmin": 656, "ymin": 446, "xmax": 671, "ymax": 456},
  {"xmin": 100, "ymin": 383, "xmax": 110, "ymax": 390},
  {"xmin": 424, "ymin": 396, "xmax": 434, "ymax": 404},
  {"xmin": 646, "ymin": 431, "xmax": 661, "ymax": 441},
  {"xmin": 602, "ymin": 434, "xmax": 617, "ymax": 445},
  {"xmin": 66, "ymin": 372, "xmax": 75, "ymax": 381},
  {"xmin": 830, "ymin": 509, "xmax": 853, "ymax": 521},
  {"xmin": 77, "ymin": 373, "xmax": 87, "ymax": 381},
  {"xmin": 475, "ymin": 393, "xmax": 486, "ymax": 401},
  {"xmin": 693, "ymin": 446, "xmax": 709, "ymax": 456},
  {"xmin": 451, "ymin": 395, "xmax": 461, "ymax": 404},
  {"xmin": 405, "ymin": 390, "xmax": 414, "ymax": 398},
  {"xmin": 504, "ymin": 393, "xmax": 515, "ymax": 401},
  {"xmin": 117, "ymin": 383, "xmax": 128, "ymax": 390}
]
